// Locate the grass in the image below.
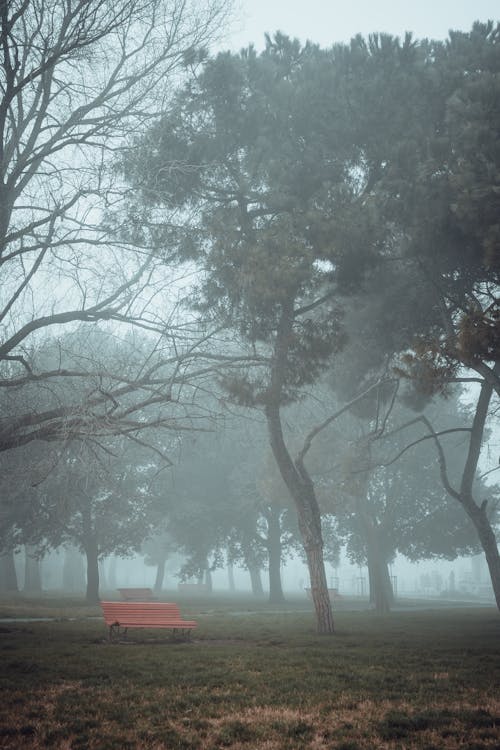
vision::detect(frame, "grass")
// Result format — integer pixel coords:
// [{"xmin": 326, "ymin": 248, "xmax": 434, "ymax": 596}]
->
[{"xmin": 0, "ymin": 594, "xmax": 499, "ymax": 748}]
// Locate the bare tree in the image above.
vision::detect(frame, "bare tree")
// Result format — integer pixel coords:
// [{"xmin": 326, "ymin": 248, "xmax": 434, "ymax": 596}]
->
[{"xmin": 0, "ymin": 0, "xmax": 231, "ymax": 449}]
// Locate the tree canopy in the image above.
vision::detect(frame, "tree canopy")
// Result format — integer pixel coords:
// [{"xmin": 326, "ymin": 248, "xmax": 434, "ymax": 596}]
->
[{"xmin": 123, "ymin": 25, "xmax": 500, "ymax": 625}]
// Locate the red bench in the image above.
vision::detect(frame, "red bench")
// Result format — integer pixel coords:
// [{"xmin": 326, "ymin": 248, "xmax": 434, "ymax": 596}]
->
[
  {"xmin": 117, "ymin": 587, "xmax": 156, "ymax": 601},
  {"xmin": 100, "ymin": 601, "xmax": 197, "ymax": 641}
]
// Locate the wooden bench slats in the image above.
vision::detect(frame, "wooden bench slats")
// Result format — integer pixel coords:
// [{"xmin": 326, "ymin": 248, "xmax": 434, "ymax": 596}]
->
[{"xmin": 100, "ymin": 601, "xmax": 197, "ymax": 640}]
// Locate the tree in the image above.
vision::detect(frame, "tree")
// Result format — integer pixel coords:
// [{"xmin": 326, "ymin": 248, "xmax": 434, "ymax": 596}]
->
[
  {"xmin": 0, "ymin": 0, "xmax": 230, "ymax": 453},
  {"xmin": 254, "ymin": 451, "xmax": 303, "ymax": 603},
  {"xmin": 13, "ymin": 438, "xmax": 165, "ymax": 602},
  {"xmin": 124, "ymin": 25, "xmax": 500, "ymax": 627},
  {"xmin": 331, "ymin": 398, "xmax": 483, "ymax": 612},
  {"xmin": 122, "ymin": 35, "xmax": 387, "ymax": 633},
  {"xmin": 0, "ymin": 551, "xmax": 18, "ymax": 591},
  {"xmin": 345, "ymin": 24, "xmax": 500, "ymax": 609},
  {"xmin": 142, "ymin": 532, "xmax": 181, "ymax": 592}
]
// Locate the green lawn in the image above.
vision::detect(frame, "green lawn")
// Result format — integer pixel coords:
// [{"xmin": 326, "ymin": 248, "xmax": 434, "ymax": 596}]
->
[{"xmin": 0, "ymin": 595, "xmax": 499, "ymax": 749}]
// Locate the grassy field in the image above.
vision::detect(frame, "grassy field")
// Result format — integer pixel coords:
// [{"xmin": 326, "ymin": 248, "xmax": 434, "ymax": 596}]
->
[{"xmin": 0, "ymin": 594, "xmax": 499, "ymax": 749}]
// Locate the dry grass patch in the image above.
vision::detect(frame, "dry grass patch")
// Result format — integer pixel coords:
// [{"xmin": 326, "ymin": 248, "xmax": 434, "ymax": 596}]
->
[
  {"xmin": 0, "ymin": 602, "xmax": 499, "ymax": 748},
  {"xmin": 3, "ymin": 687, "xmax": 499, "ymax": 749}
]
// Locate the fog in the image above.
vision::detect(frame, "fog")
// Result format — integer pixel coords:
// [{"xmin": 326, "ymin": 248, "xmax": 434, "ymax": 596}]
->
[
  {"xmin": 13, "ymin": 547, "xmax": 495, "ymax": 604},
  {"xmin": 227, "ymin": 0, "xmax": 500, "ymax": 50},
  {"xmin": 0, "ymin": 1, "xmax": 499, "ymax": 637}
]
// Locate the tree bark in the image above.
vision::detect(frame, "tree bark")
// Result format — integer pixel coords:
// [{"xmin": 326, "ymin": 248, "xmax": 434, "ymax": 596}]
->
[
  {"xmin": 358, "ymin": 510, "xmax": 394, "ymax": 613},
  {"xmin": 266, "ymin": 406, "xmax": 334, "ymax": 631},
  {"xmin": 464, "ymin": 500, "xmax": 500, "ymax": 610},
  {"xmin": 302, "ymin": 532, "xmax": 335, "ymax": 633},
  {"xmin": 366, "ymin": 546, "xmax": 393, "ymax": 614},
  {"xmin": 264, "ymin": 303, "xmax": 333, "ymax": 632}
]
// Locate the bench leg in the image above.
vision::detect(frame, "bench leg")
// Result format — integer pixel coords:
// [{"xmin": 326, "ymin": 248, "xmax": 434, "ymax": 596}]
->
[{"xmin": 109, "ymin": 623, "xmax": 127, "ymax": 642}]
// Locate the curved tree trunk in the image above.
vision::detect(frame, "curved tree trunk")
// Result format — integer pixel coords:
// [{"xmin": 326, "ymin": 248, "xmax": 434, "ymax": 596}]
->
[
  {"xmin": 433, "ymin": 363, "xmax": 500, "ymax": 613},
  {"xmin": 266, "ymin": 402, "xmax": 334, "ymax": 633},
  {"xmin": 265, "ymin": 304, "xmax": 333, "ymax": 633},
  {"xmin": 464, "ymin": 500, "xmax": 500, "ymax": 610},
  {"xmin": 302, "ymin": 529, "xmax": 334, "ymax": 633}
]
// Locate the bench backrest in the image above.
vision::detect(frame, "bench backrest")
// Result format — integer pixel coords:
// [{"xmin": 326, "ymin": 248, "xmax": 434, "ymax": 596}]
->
[{"xmin": 100, "ymin": 601, "xmax": 194, "ymax": 626}]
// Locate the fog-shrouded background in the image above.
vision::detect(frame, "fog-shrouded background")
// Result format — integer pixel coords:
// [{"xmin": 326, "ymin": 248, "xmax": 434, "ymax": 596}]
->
[
  {"xmin": 1, "ymin": 0, "xmax": 498, "ymax": 613},
  {"xmin": 226, "ymin": 0, "xmax": 500, "ymax": 50}
]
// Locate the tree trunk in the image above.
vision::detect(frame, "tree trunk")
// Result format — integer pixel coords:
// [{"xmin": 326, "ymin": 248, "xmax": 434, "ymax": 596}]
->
[
  {"xmin": 359, "ymin": 510, "xmax": 393, "ymax": 614},
  {"xmin": 301, "ymin": 528, "xmax": 335, "ymax": 634},
  {"xmin": 227, "ymin": 563, "xmax": 236, "ymax": 591},
  {"xmin": 264, "ymin": 304, "xmax": 333, "ymax": 633},
  {"xmin": 107, "ymin": 555, "xmax": 117, "ymax": 590},
  {"xmin": 366, "ymin": 548, "xmax": 393, "ymax": 614},
  {"xmin": 439, "ymin": 367, "xmax": 500, "ymax": 613},
  {"xmin": 198, "ymin": 560, "xmax": 213, "ymax": 593},
  {"xmin": 84, "ymin": 538, "xmax": 100, "ymax": 604},
  {"xmin": 23, "ymin": 546, "xmax": 42, "ymax": 593},
  {"xmin": 81, "ymin": 500, "xmax": 99, "ymax": 603},
  {"xmin": 265, "ymin": 505, "xmax": 286, "ymax": 603},
  {"xmin": 0, "ymin": 551, "xmax": 18, "ymax": 592},
  {"xmin": 62, "ymin": 546, "xmax": 85, "ymax": 593},
  {"xmin": 265, "ymin": 400, "xmax": 334, "ymax": 633},
  {"xmin": 465, "ymin": 500, "xmax": 500, "ymax": 610},
  {"xmin": 154, "ymin": 555, "xmax": 167, "ymax": 593},
  {"xmin": 246, "ymin": 560, "xmax": 264, "ymax": 596},
  {"xmin": 98, "ymin": 560, "xmax": 107, "ymax": 591},
  {"xmin": 205, "ymin": 567, "xmax": 213, "ymax": 593}
]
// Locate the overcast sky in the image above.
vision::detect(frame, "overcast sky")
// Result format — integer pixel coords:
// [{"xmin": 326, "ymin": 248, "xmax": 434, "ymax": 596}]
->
[{"xmin": 224, "ymin": 0, "xmax": 499, "ymax": 51}]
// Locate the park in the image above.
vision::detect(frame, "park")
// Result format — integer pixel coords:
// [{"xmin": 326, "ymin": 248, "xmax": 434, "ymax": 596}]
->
[
  {"xmin": 1, "ymin": 0, "xmax": 500, "ymax": 747},
  {"xmin": 1, "ymin": 591, "xmax": 499, "ymax": 749}
]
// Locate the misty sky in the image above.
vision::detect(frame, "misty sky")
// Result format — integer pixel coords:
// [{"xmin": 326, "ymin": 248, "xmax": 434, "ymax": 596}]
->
[{"xmin": 225, "ymin": 0, "xmax": 500, "ymax": 50}]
